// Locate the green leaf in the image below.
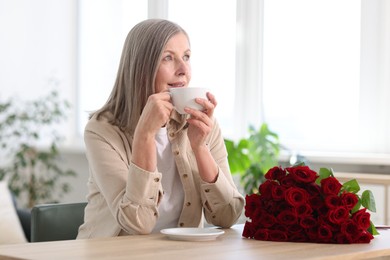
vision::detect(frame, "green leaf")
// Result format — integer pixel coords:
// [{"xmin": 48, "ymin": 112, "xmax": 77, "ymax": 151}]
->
[
  {"xmin": 316, "ymin": 168, "xmax": 332, "ymax": 184},
  {"xmin": 362, "ymin": 190, "xmax": 376, "ymax": 212},
  {"xmin": 368, "ymin": 221, "xmax": 379, "ymax": 236},
  {"xmin": 342, "ymin": 179, "xmax": 360, "ymax": 193},
  {"xmin": 224, "ymin": 122, "xmax": 280, "ymax": 194},
  {"xmin": 351, "ymin": 199, "xmax": 362, "ymax": 213},
  {"xmin": 292, "ymin": 161, "xmax": 306, "ymax": 167}
]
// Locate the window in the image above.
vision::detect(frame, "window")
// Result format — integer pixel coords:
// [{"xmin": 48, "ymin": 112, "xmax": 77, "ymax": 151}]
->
[
  {"xmin": 4, "ymin": 0, "xmax": 387, "ymax": 160},
  {"xmin": 262, "ymin": 0, "xmax": 361, "ymax": 153},
  {"xmin": 261, "ymin": 0, "xmax": 390, "ymax": 156},
  {"xmin": 77, "ymin": 0, "xmax": 390, "ymax": 158}
]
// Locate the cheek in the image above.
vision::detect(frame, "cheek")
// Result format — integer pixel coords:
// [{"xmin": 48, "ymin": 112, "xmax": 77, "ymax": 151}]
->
[
  {"xmin": 156, "ymin": 66, "xmax": 170, "ymax": 82},
  {"xmin": 155, "ymin": 67, "xmax": 169, "ymax": 92},
  {"xmin": 187, "ymin": 63, "xmax": 192, "ymax": 79}
]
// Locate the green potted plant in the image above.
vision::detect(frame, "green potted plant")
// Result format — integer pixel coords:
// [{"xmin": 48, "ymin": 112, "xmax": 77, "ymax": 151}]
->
[
  {"xmin": 0, "ymin": 90, "xmax": 76, "ymax": 208},
  {"xmin": 225, "ymin": 123, "xmax": 280, "ymax": 195}
]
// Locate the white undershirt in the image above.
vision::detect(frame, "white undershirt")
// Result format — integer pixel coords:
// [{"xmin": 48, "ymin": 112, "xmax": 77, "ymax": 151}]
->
[{"xmin": 152, "ymin": 127, "xmax": 184, "ymax": 233}]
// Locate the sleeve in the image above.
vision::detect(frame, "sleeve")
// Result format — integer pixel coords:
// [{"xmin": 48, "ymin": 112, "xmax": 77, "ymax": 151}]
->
[
  {"xmin": 199, "ymin": 119, "xmax": 245, "ymax": 228},
  {"xmin": 84, "ymin": 123, "xmax": 163, "ymax": 235}
]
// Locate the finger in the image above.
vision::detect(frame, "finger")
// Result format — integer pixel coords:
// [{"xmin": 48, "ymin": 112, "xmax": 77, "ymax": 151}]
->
[
  {"xmin": 160, "ymin": 91, "xmax": 172, "ymax": 101},
  {"xmin": 195, "ymin": 98, "xmax": 215, "ymax": 117},
  {"xmin": 185, "ymin": 108, "xmax": 212, "ymax": 126},
  {"xmin": 186, "ymin": 117, "xmax": 209, "ymax": 133},
  {"xmin": 206, "ymin": 92, "xmax": 217, "ymax": 107}
]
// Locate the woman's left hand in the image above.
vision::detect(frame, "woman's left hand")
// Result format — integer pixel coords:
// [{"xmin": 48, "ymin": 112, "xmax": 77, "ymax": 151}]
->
[{"xmin": 185, "ymin": 92, "xmax": 217, "ymax": 151}]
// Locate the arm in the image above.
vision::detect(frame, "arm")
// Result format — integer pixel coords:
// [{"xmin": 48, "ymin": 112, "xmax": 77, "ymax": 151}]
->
[
  {"xmin": 84, "ymin": 92, "xmax": 173, "ymax": 235},
  {"xmin": 132, "ymin": 92, "xmax": 173, "ymax": 172},
  {"xmin": 184, "ymin": 92, "xmax": 219, "ymax": 183},
  {"xmin": 185, "ymin": 93, "xmax": 244, "ymax": 227},
  {"xmin": 199, "ymin": 120, "xmax": 245, "ymax": 227},
  {"xmin": 84, "ymin": 126, "xmax": 162, "ymax": 235}
]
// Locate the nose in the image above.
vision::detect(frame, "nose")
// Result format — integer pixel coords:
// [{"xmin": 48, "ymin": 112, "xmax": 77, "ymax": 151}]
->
[{"xmin": 175, "ymin": 59, "xmax": 190, "ymax": 76}]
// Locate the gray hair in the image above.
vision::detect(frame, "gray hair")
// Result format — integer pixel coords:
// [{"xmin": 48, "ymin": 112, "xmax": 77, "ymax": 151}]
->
[{"xmin": 92, "ymin": 19, "xmax": 188, "ymax": 134}]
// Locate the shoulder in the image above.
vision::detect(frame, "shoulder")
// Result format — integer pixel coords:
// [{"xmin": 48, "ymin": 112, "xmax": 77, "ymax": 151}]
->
[
  {"xmin": 84, "ymin": 113, "xmax": 132, "ymax": 164},
  {"xmin": 86, "ymin": 113, "xmax": 112, "ymax": 133},
  {"xmin": 84, "ymin": 112, "xmax": 128, "ymax": 144}
]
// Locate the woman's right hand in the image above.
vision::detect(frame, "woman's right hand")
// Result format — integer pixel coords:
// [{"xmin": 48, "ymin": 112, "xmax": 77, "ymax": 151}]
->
[
  {"xmin": 132, "ymin": 92, "xmax": 173, "ymax": 172},
  {"xmin": 136, "ymin": 92, "xmax": 173, "ymax": 136}
]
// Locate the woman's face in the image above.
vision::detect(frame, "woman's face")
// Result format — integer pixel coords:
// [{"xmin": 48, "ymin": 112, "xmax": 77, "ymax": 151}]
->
[{"xmin": 155, "ymin": 32, "xmax": 191, "ymax": 93}]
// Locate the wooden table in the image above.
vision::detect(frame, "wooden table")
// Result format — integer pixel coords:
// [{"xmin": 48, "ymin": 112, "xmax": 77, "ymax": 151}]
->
[{"xmin": 1, "ymin": 225, "xmax": 390, "ymax": 260}]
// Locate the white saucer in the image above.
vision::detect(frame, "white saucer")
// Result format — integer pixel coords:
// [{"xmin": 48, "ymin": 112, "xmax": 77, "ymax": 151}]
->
[{"xmin": 160, "ymin": 227, "xmax": 225, "ymax": 241}]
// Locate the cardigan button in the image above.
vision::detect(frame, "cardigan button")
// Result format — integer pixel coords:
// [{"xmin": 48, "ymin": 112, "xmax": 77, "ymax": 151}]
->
[
  {"xmin": 205, "ymin": 189, "xmax": 210, "ymax": 193},
  {"xmin": 183, "ymin": 174, "xmax": 188, "ymax": 178},
  {"xmin": 186, "ymin": 202, "xmax": 191, "ymax": 206},
  {"xmin": 154, "ymin": 178, "xmax": 160, "ymax": 182},
  {"xmin": 174, "ymin": 151, "xmax": 179, "ymax": 156},
  {"xmin": 180, "ymin": 223, "xmax": 184, "ymax": 227},
  {"xmin": 169, "ymin": 132, "xmax": 174, "ymax": 137}
]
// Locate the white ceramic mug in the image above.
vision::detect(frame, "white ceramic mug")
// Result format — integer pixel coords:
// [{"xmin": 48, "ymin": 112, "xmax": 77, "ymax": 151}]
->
[{"xmin": 169, "ymin": 87, "xmax": 209, "ymax": 114}]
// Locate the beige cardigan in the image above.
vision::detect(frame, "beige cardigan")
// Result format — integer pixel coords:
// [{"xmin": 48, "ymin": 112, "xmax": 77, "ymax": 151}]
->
[{"xmin": 77, "ymin": 111, "xmax": 244, "ymax": 239}]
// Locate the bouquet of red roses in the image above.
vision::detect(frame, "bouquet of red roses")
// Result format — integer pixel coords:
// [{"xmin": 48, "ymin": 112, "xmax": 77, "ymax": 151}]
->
[{"xmin": 242, "ymin": 165, "xmax": 379, "ymax": 244}]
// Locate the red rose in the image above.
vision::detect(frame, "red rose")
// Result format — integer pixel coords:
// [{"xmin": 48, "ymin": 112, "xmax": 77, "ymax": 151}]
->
[
  {"xmin": 259, "ymin": 180, "xmax": 277, "ymax": 199},
  {"xmin": 341, "ymin": 220, "xmax": 360, "ymax": 237},
  {"xmin": 244, "ymin": 194, "xmax": 261, "ymax": 218},
  {"xmin": 353, "ymin": 230, "xmax": 374, "ymax": 243},
  {"xmin": 242, "ymin": 165, "xmax": 376, "ymax": 244},
  {"xmin": 286, "ymin": 166, "xmax": 318, "ymax": 183},
  {"xmin": 262, "ymin": 199, "xmax": 278, "ymax": 214},
  {"xmin": 265, "ymin": 166, "xmax": 287, "ymax": 181},
  {"xmin": 279, "ymin": 174, "xmax": 296, "ymax": 188},
  {"xmin": 289, "ymin": 232, "xmax": 308, "ymax": 242},
  {"xmin": 253, "ymin": 229, "xmax": 269, "ymax": 240},
  {"xmin": 285, "ymin": 187, "xmax": 309, "ymax": 206},
  {"xmin": 277, "ymin": 209, "xmax": 298, "ymax": 225},
  {"xmin": 271, "ymin": 184, "xmax": 285, "ymax": 201},
  {"xmin": 268, "ymin": 230, "xmax": 288, "ymax": 242},
  {"xmin": 335, "ymin": 233, "xmax": 354, "ymax": 244},
  {"xmin": 275, "ymin": 201, "xmax": 291, "ymax": 213},
  {"xmin": 321, "ymin": 177, "xmax": 342, "ymax": 195},
  {"xmin": 324, "ymin": 194, "xmax": 341, "ymax": 209},
  {"xmin": 242, "ymin": 221, "xmax": 256, "ymax": 238},
  {"xmin": 328, "ymin": 206, "xmax": 349, "ymax": 225},
  {"xmin": 341, "ymin": 192, "xmax": 359, "ymax": 211},
  {"xmin": 289, "ymin": 223, "xmax": 304, "ymax": 233},
  {"xmin": 305, "ymin": 182, "xmax": 322, "ymax": 198},
  {"xmin": 300, "ymin": 215, "xmax": 317, "ymax": 229},
  {"xmin": 259, "ymin": 212, "xmax": 277, "ymax": 228},
  {"xmin": 306, "ymin": 226, "xmax": 319, "ymax": 241},
  {"xmin": 352, "ymin": 208, "xmax": 371, "ymax": 230},
  {"xmin": 273, "ymin": 224, "xmax": 288, "ymax": 233},
  {"xmin": 318, "ymin": 224, "xmax": 333, "ymax": 242},
  {"xmin": 295, "ymin": 203, "xmax": 313, "ymax": 216},
  {"xmin": 309, "ymin": 196, "xmax": 324, "ymax": 210}
]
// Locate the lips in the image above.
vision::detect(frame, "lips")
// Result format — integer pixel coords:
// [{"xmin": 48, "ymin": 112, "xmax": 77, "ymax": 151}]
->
[{"xmin": 168, "ymin": 82, "xmax": 186, "ymax": 88}]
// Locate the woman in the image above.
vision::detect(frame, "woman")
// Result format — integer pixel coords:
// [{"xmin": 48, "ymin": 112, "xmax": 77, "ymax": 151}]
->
[{"xmin": 77, "ymin": 19, "xmax": 244, "ymax": 238}]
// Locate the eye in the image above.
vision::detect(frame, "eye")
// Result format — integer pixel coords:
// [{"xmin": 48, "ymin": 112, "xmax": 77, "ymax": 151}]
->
[
  {"xmin": 163, "ymin": 55, "xmax": 173, "ymax": 61},
  {"xmin": 183, "ymin": 54, "xmax": 190, "ymax": 61}
]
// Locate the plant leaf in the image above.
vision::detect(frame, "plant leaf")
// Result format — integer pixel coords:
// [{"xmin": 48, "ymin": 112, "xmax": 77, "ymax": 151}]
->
[
  {"xmin": 362, "ymin": 190, "xmax": 376, "ymax": 212},
  {"xmin": 316, "ymin": 168, "xmax": 332, "ymax": 184},
  {"xmin": 342, "ymin": 179, "xmax": 360, "ymax": 193},
  {"xmin": 368, "ymin": 221, "xmax": 379, "ymax": 235},
  {"xmin": 351, "ymin": 199, "xmax": 362, "ymax": 213}
]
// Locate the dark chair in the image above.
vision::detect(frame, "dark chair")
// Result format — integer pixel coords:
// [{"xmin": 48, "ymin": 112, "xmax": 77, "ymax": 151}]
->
[
  {"xmin": 11, "ymin": 193, "xmax": 32, "ymax": 242},
  {"xmin": 31, "ymin": 202, "xmax": 87, "ymax": 242}
]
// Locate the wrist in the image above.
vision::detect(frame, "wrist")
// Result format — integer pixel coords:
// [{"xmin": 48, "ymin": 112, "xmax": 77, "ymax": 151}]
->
[{"xmin": 192, "ymin": 144, "xmax": 209, "ymax": 156}]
